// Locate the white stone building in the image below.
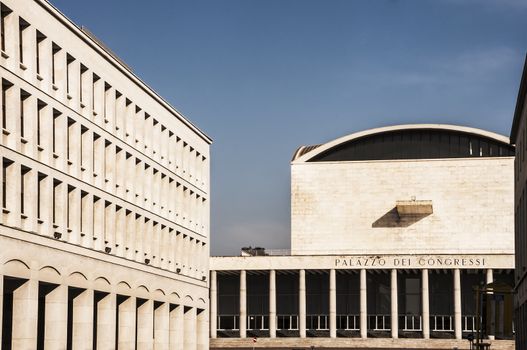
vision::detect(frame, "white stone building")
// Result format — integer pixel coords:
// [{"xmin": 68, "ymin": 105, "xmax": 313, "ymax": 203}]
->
[
  {"xmin": 0, "ymin": 0, "xmax": 211, "ymax": 349},
  {"xmin": 210, "ymin": 124, "xmax": 515, "ymax": 349}
]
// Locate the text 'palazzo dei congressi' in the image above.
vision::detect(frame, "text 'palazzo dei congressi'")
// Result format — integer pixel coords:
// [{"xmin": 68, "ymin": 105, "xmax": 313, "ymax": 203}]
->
[
  {"xmin": 210, "ymin": 125, "xmax": 515, "ymax": 349},
  {"xmin": 0, "ymin": 0, "xmax": 211, "ymax": 349}
]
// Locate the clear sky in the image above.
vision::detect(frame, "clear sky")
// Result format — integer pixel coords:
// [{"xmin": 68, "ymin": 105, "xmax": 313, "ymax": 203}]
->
[{"xmin": 49, "ymin": 0, "xmax": 527, "ymax": 256}]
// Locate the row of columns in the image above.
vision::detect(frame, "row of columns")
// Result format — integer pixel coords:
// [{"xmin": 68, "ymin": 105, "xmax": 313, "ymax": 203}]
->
[
  {"xmin": 211, "ymin": 268, "xmax": 495, "ymax": 340},
  {"xmin": 0, "ymin": 275, "xmax": 207, "ymax": 349}
]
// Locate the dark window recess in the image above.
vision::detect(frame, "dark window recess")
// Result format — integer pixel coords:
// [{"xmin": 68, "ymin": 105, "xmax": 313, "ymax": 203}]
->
[{"xmin": 309, "ymin": 129, "xmax": 515, "ymax": 162}]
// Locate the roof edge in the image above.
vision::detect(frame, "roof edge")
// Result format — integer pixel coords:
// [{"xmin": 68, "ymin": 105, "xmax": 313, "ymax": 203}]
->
[{"xmin": 292, "ymin": 124, "xmax": 512, "ymax": 163}]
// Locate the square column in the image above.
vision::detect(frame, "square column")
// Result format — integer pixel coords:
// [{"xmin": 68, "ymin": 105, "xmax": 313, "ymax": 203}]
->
[
  {"xmin": 72, "ymin": 288, "xmax": 94, "ymax": 349},
  {"xmin": 137, "ymin": 299, "xmax": 154, "ymax": 350},
  {"xmin": 210, "ymin": 270, "xmax": 217, "ymax": 339},
  {"xmin": 239, "ymin": 270, "xmax": 247, "ymax": 338},
  {"xmin": 44, "ymin": 284, "xmax": 68, "ymax": 349},
  {"xmin": 391, "ymin": 269, "xmax": 398, "ymax": 339},
  {"xmin": 197, "ymin": 308, "xmax": 209, "ymax": 350},
  {"xmin": 269, "ymin": 269, "xmax": 277, "ymax": 338},
  {"xmin": 360, "ymin": 269, "xmax": 367, "ymax": 339},
  {"xmin": 299, "ymin": 269, "xmax": 306, "ymax": 338},
  {"xmin": 453, "ymin": 269, "xmax": 462, "ymax": 339},
  {"xmin": 422, "ymin": 269, "xmax": 430, "ymax": 339},
  {"xmin": 170, "ymin": 304, "xmax": 184, "ymax": 350},
  {"xmin": 154, "ymin": 302, "xmax": 170, "ymax": 350},
  {"xmin": 12, "ymin": 278, "xmax": 38, "ymax": 349},
  {"xmin": 329, "ymin": 269, "xmax": 336, "ymax": 338},
  {"xmin": 97, "ymin": 292, "xmax": 117, "ymax": 350},
  {"xmin": 486, "ymin": 269, "xmax": 495, "ymax": 340},
  {"xmin": 184, "ymin": 307, "xmax": 197, "ymax": 350},
  {"xmin": 118, "ymin": 296, "xmax": 136, "ymax": 350}
]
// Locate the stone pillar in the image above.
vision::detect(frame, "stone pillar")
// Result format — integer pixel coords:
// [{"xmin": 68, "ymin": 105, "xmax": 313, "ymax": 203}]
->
[
  {"xmin": 184, "ymin": 307, "xmax": 197, "ymax": 350},
  {"xmin": 118, "ymin": 296, "xmax": 136, "ymax": 350},
  {"xmin": 170, "ymin": 305, "xmax": 184, "ymax": 350},
  {"xmin": 154, "ymin": 302, "xmax": 170, "ymax": 350},
  {"xmin": 422, "ymin": 269, "xmax": 430, "ymax": 339},
  {"xmin": 97, "ymin": 292, "xmax": 117, "ymax": 350},
  {"xmin": 453, "ymin": 269, "xmax": 462, "ymax": 339},
  {"xmin": 12, "ymin": 278, "xmax": 38, "ymax": 349},
  {"xmin": 391, "ymin": 269, "xmax": 398, "ymax": 339},
  {"xmin": 44, "ymin": 284, "xmax": 68, "ymax": 349},
  {"xmin": 197, "ymin": 308, "xmax": 209, "ymax": 350},
  {"xmin": 239, "ymin": 270, "xmax": 247, "ymax": 338},
  {"xmin": 210, "ymin": 270, "xmax": 217, "ymax": 339},
  {"xmin": 299, "ymin": 269, "xmax": 306, "ymax": 338},
  {"xmin": 269, "ymin": 269, "xmax": 277, "ymax": 338},
  {"xmin": 487, "ymin": 269, "xmax": 495, "ymax": 340},
  {"xmin": 137, "ymin": 299, "xmax": 154, "ymax": 350},
  {"xmin": 329, "ymin": 269, "xmax": 337, "ymax": 338},
  {"xmin": 360, "ymin": 269, "xmax": 367, "ymax": 339},
  {"xmin": 72, "ymin": 288, "xmax": 94, "ymax": 349}
]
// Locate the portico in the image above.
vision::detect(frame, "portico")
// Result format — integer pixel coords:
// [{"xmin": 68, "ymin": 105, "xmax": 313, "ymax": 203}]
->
[{"xmin": 210, "ymin": 254, "xmax": 514, "ymax": 341}]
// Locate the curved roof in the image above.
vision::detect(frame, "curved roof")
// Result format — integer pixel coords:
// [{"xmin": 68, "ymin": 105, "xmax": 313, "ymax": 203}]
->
[{"xmin": 292, "ymin": 124, "xmax": 513, "ymax": 163}]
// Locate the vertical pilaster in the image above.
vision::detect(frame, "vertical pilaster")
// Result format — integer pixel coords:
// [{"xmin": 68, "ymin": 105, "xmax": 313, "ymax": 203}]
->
[
  {"xmin": 299, "ymin": 269, "xmax": 306, "ymax": 338},
  {"xmin": 391, "ymin": 269, "xmax": 398, "ymax": 339},
  {"xmin": 269, "ymin": 269, "xmax": 277, "ymax": 338},
  {"xmin": 453, "ymin": 269, "xmax": 462, "ymax": 339},
  {"xmin": 329, "ymin": 269, "xmax": 337, "ymax": 338},
  {"xmin": 360, "ymin": 269, "xmax": 367, "ymax": 339},
  {"xmin": 239, "ymin": 270, "xmax": 247, "ymax": 338},
  {"xmin": 210, "ymin": 270, "xmax": 217, "ymax": 339},
  {"xmin": 422, "ymin": 269, "xmax": 430, "ymax": 339}
]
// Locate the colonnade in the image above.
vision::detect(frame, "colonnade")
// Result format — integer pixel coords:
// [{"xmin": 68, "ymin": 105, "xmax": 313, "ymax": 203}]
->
[
  {"xmin": 210, "ymin": 268, "xmax": 497, "ymax": 340},
  {"xmin": 0, "ymin": 275, "xmax": 208, "ymax": 349}
]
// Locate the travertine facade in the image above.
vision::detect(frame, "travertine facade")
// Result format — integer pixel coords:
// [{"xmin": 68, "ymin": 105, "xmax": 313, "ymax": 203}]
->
[
  {"xmin": 510, "ymin": 55, "xmax": 527, "ymax": 350},
  {"xmin": 211, "ymin": 125, "xmax": 515, "ymax": 350},
  {"xmin": 291, "ymin": 154, "xmax": 513, "ymax": 256},
  {"xmin": 0, "ymin": 0, "xmax": 211, "ymax": 348}
]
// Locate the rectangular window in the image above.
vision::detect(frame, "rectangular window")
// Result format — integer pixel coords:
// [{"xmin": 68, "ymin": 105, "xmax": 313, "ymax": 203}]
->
[
  {"xmin": 20, "ymin": 89, "xmax": 29, "ymax": 138},
  {"xmin": 18, "ymin": 18, "xmax": 29, "ymax": 64},
  {"xmin": 66, "ymin": 54, "xmax": 75, "ymax": 95},
  {"xmin": 79, "ymin": 64, "xmax": 88, "ymax": 104},
  {"xmin": 0, "ymin": 5, "xmax": 11, "ymax": 53},
  {"xmin": 2, "ymin": 78, "xmax": 12, "ymax": 129},
  {"xmin": 92, "ymin": 133, "xmax": 100, "ymax": 175},
  {"xmin": 52, "ymin": 109, "xmax": 61, "ymax": 154},
  {"xmin": 104, "ymin": 82, "xmax": 111, "ymax": 121},
  {"xmin": 2, "ymin": 158, "xmax": 13, "ymax": 208},
  {"xmin": 67, "ymin": 117, "xmax": 75, "ymax": 161},
  {"xmin": 80, "ymin": 190, "xmax": 88, "ymax": 234},
  {"xmin": 20, "ymin": 165, "xmax": 30, "ymax": 214},
  {"xmin": 92, "ymin": 73, "xmax": 100, "ymax": 111},
  {"xmin": 52, "ymin": 178, "xmax": 61, "ymax": 224},
  {"xmin": 51, "ymin": 43, "xmax": 61, "ymax": 85},
  {"xmin": 80, "ymin": 125, "xmax": 88, "ymax": 169},
  {"xmin": 35, "ymin": 31, "xmax": 45, "ymax": 75},
  {"xmin": 67, "ymin": 185, "xmax": 75, "ymax": 229},
  {"xmin": 37, "ymin": 172, "xmax": 46, "ymax": 219},
  {"xmin": 37, "ymin": 100, "xmax": 46, "ymax": 146}
]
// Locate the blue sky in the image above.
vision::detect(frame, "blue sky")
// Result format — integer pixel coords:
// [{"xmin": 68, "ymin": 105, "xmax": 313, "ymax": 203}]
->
[{"xmin": 50, "ymin": 0, "xmax": 527, "ymax": 255}]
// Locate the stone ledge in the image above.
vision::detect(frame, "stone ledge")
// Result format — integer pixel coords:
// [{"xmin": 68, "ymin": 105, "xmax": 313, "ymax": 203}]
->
[{"xmin": 211, "ymin": 337, "xmax": 514, "ymax": 350}]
